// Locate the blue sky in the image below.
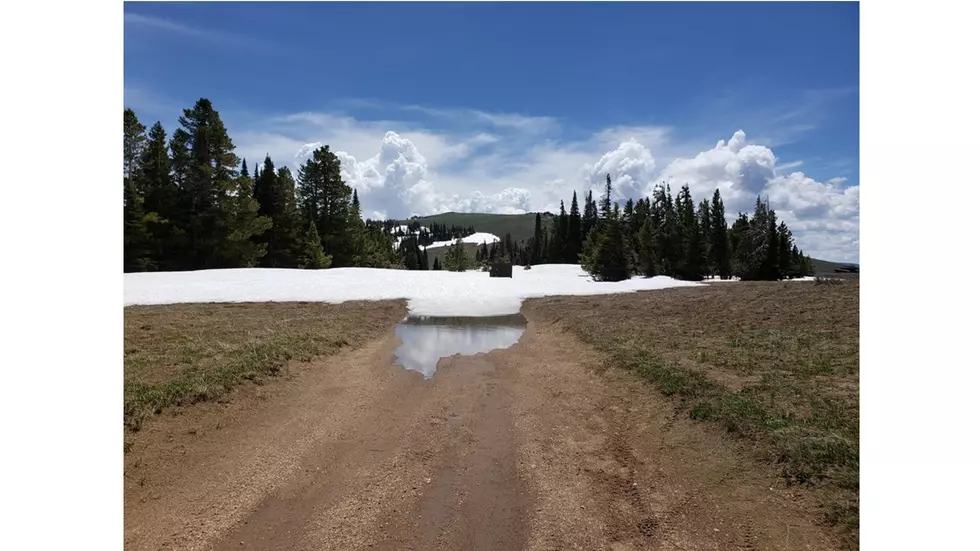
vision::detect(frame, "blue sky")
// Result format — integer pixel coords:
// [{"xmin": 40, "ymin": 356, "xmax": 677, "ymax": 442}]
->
[{"xmin": 125, "ymin": 1, "xmax": 860, "ymax": 262}]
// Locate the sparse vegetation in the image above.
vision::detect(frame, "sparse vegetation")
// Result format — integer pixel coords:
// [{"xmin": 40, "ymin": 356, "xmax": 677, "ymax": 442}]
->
[
  {"xmin": 526, "ymin": 280, "xmax": 859, "ymax": 547},
  {"xmin": 124, "ymin": 300, "xmax": 406, "ymax": 431}
]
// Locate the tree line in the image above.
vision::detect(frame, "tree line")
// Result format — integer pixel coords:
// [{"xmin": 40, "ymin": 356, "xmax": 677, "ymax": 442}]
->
[
  {"xmin": 384, "ymin": 220, "xmax": 477, "ymax": 247},
  {"xmin": 462, "ymin": 175, "xmax": 813, "ymax": 282},
  {"xmin": 124, "ymin": 97, "xmax": 813, "ymax": 281}
]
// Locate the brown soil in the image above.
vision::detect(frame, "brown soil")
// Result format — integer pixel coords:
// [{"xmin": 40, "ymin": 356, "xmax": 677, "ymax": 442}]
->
[{"xmin": 125, "ymin": 305, "xmax": 842, "ymax": 551}]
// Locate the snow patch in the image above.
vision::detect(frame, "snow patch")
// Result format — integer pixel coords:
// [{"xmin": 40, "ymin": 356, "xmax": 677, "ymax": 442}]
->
[
  {"xmin": 125, "ymin": 264, "xmax": 704, "ymax": 316},
  {"xmin": 701, "ymin": 275, "xmax": 817, "ymax": 283},
  {"xmin": 422, "ymin": 232, "xmax": 500, "ymax": 250}
]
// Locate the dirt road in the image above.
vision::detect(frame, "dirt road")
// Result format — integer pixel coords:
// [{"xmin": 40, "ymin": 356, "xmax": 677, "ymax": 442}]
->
[{"xmin": 124, "ymin": 312, "xmax": 840, "ymax": 551}]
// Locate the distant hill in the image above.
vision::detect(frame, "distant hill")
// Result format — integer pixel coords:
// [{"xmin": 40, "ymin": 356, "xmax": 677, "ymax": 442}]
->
[
  {"xmin": 395, "ymin": 212, "xmax": 553, "ymax": 245},
  {"xmin": 811, "ymin": 257, "xmax": 859, "ymax": 275},
  {"xmin": 400, "ymin": 212, "xmax": 854, "ymax": 274}
]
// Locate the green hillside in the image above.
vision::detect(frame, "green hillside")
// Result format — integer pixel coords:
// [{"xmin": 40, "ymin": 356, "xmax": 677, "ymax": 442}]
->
[
  {"xmin": 396, "ymin": 212, "xmax": 553, "ymax": 244},
  {"xmin": 811, "ymin": 257, "xmax": 859, "ymax": 275}
]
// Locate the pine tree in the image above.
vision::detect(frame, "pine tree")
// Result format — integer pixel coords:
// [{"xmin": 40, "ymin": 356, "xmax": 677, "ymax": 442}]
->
[
  {"xmin": 171, "ymin": 98, "xmax": 248, "ymax": 269},
  {"xmin": 590, "ymin": 203, "xmax": 631, "ymax": 282},
  {"xmin": 683, "ymin": 216, "xmax": 706, "ymax": 281},
  {"xmin": 653, "ymin": 184, "xmax": 682, "ymax": 277},
  {"xmin": 557, "ymin": 200, "xmax": 568, "ymax": 262},
  {"xmin": 123, "ymin": 178, "xmax": 155, "ymax": 272},
  {"xmin": 297, "ymin": 144, "xmax": 354, "ymax": 266},
  {"xmin": 637, "ymin": 216, "xmax": 657, "ymax": 277},
  {"xmin": 253, "ymin": 156, "xmax": 290, "ymax": 267},
  {"xmin": 735, "ymin": 197, "xmax": 776, "ymax": 280},
  {"xmin": 219, "ymin": 173, "xmax": 272, "ymax": 267},
  {"xmin": 421, "ymin": 247, "xmax": 429, "ymax": 270},
  {"xmin": 777, "ymin": 221, "xmax": 792, "ymax": 279},
  {"xmin": 532, "ymin": 212, "xmax": 543, "ymax": 264},
  {"xmin": 566, "ymin": 191, "xmax": 582, "ymax": 263},
  {"xmin": 139, "ymin": 121, "xmax": 181, "ymax": 270},
  {"xmin": 240, "ymin": 158, "xmax": 249, "ymax": 179},
  {"xmin": 697, "ymin": 198, "xmax": 711, "ymax": 275},
  {"xmin": 297, "ymin": 221, "xmax": 331, "ymax": 269},
  {"xmin": 624, "ymin": 198, "xmax": 635, "ymax": 232},
  {"xmin": 710, "ymin": 190, "xmax": 732, "ymax": 279},
  {"xmin": 582, "ymin": 190, "xmax": 598, "ymax": 241},
  {"xmin": 763, "ymin": 207, "xmax": 780, "ymax": 280},
  {"xmin": 276, "ymin": 167, "xmax": 301, "ymax": 265},
  {"xmin": 600, "ymin": 174, "xmax": 613, "ymax": 219},
  {"xmin": 399, "ymin": 237, "xmax": 420, "ymax": 270},
  {"xmin": 442, "ymin": 238, "xmax": 471, "ymax": 272},
  {"xmin": 580, "ymin": 226, "xmax": 601, "ymax": 275},
  {"xmin": 730, "ymin": 212, "xmax": 750, "ymax": 277},
  {"xmin": 123, "ymin": 109, "xmax": 147, "ymax": 184},
  {"xmin": 169, "ymin": 128, "xmax": 191, "ymax": 189},
  {"xmin": 432, "ymin": 256, "xmax": 442, "ymax": 271},
  {"xmin": 346, "ymin": 189, "xmax": 366, "ymax": 266},
  {"xmin": 674, "ymin": 185, "xmax": 704, "ymax": 280}
]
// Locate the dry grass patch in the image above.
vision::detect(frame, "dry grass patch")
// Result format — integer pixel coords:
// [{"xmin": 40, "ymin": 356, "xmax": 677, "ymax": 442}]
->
[
  {"xmin": 124, "ymin": 300, "xmax": 407, "ymax": 432},
  {"xmin": 525, "ymin": 280, "xmax": 859, "ymax": 546}
]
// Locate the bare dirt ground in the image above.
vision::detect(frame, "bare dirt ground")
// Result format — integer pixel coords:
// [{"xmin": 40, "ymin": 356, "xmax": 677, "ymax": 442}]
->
[{"xmin": 125, "ymin": 307, "xmax": 842, "ymax": 551}]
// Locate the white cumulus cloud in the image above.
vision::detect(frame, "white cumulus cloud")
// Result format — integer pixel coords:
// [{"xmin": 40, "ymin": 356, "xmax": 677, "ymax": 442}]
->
[
  {"xmin": 584, "ymin": 138, "xmax": 658, "ymax": 202},
  {"xmin": 656, "ymin": 130, "xmax": 777, "ymax": 213},
  {"xmin": 295, "ymin": 132, "xmax": 533, "ymax": 218}
]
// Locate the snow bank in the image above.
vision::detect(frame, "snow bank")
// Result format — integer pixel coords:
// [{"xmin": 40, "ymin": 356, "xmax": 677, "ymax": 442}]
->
[
  {"xmin": 701, "ymin": 275, "xmax": 817, "ymax": 283},
  {"xmin": 421, "ymin": 232, "xmax": 500, "ymax": 250},
  {"xmin": 125, "ymin": 264, "xmax": 704, "ymax": 316}
]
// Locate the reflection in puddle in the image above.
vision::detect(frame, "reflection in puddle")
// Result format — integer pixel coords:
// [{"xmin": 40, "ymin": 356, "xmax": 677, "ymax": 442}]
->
[{"xmin": 393, "ymin": 314, "xmax": 527, "ymax": 378}]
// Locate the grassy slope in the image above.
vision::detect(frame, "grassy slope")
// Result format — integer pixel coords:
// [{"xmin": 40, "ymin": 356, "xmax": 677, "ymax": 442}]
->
[
  {"xmin": 525, "ymin": 280, "xmax": 859, "ymax": 547},
  {"xmin": 811, "ymin": 257, "xmax": 859, "ymax": 275},
  {"xmin": 124, "ymin": 300, "xmax": 407, "ymax": 432},
  {"xmin": 399, "ymin": 211, "xmax": 851, "ymax": 269}
]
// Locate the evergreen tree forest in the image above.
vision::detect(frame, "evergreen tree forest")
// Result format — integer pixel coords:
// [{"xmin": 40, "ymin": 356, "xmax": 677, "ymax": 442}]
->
[
  {"xmin": 471, "ymin": 176, "xmax": 814, "ymax": 282},
  {"xmin": 124, "ymin": 99, "xmax": 814, "ymax": 280},
  {"xmin": 123, "ymin": 100, "xmax": 400, "ymax": 272}
]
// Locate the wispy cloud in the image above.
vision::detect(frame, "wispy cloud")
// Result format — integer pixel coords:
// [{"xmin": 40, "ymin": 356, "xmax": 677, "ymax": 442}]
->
[
  {"xmin": 408, "ymin": 105, "xmax": 558, "ymax": 134},
  {"xmin": 775, "ymin": 160, "xmax": 805, "ymax": 172},
  {"xmin": 328, "ymin": 99, "xmax": 560, "ymax": 135},
  {"xmin": 124, "ymin": 12, "xmax": 275, "ymax": 51},
  {"xmin": 123, "ymin": 87, "xmax": 184, "ymax": 123}
]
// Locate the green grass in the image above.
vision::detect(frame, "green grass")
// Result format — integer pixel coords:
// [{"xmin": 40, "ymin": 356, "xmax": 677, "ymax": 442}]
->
[
  {"xmin": 124, "ymin": 300, "xmax": 406, "ymax": 432},
  {"xmin": 526, "ymin": 280, "xmax": 859, "ymax": 547}
]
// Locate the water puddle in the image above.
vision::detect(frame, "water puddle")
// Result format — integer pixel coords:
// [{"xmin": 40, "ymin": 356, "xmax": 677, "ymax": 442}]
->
[{"xmin": 393, "ymin": 314, "xmax": 527, "ymax": 378}]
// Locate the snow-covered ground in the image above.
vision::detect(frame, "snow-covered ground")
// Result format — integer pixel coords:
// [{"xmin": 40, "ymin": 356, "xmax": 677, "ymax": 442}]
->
[
  {"xmin": 701, "ymin": 275, "xmax": 817, "ymax": 283},
  {"xmin": 420, "ymin": 232, "xmax": 500, "ymax": 251},
  {"xmin": 125, "ymin": 264, "xmax": 705, "ymax": 316}
]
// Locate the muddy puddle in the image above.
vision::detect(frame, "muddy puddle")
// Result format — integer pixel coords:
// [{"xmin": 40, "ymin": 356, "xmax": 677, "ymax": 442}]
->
[{"xmin": 393, "ymin": 314, "xmax": 527, "ymax": 378}]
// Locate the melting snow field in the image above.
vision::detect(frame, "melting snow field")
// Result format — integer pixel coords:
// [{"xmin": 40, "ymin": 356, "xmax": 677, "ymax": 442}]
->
[
  {"xmin": 701, "ymin": 275, "xmax": 817, "ymax": 283},
  {"xmin": 124, "ymin": 264, "xmax": 705, "ymax": 316},
  {"xmin": 420, "ymin": 232, "xmax": 501, "ymax": 250}
]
